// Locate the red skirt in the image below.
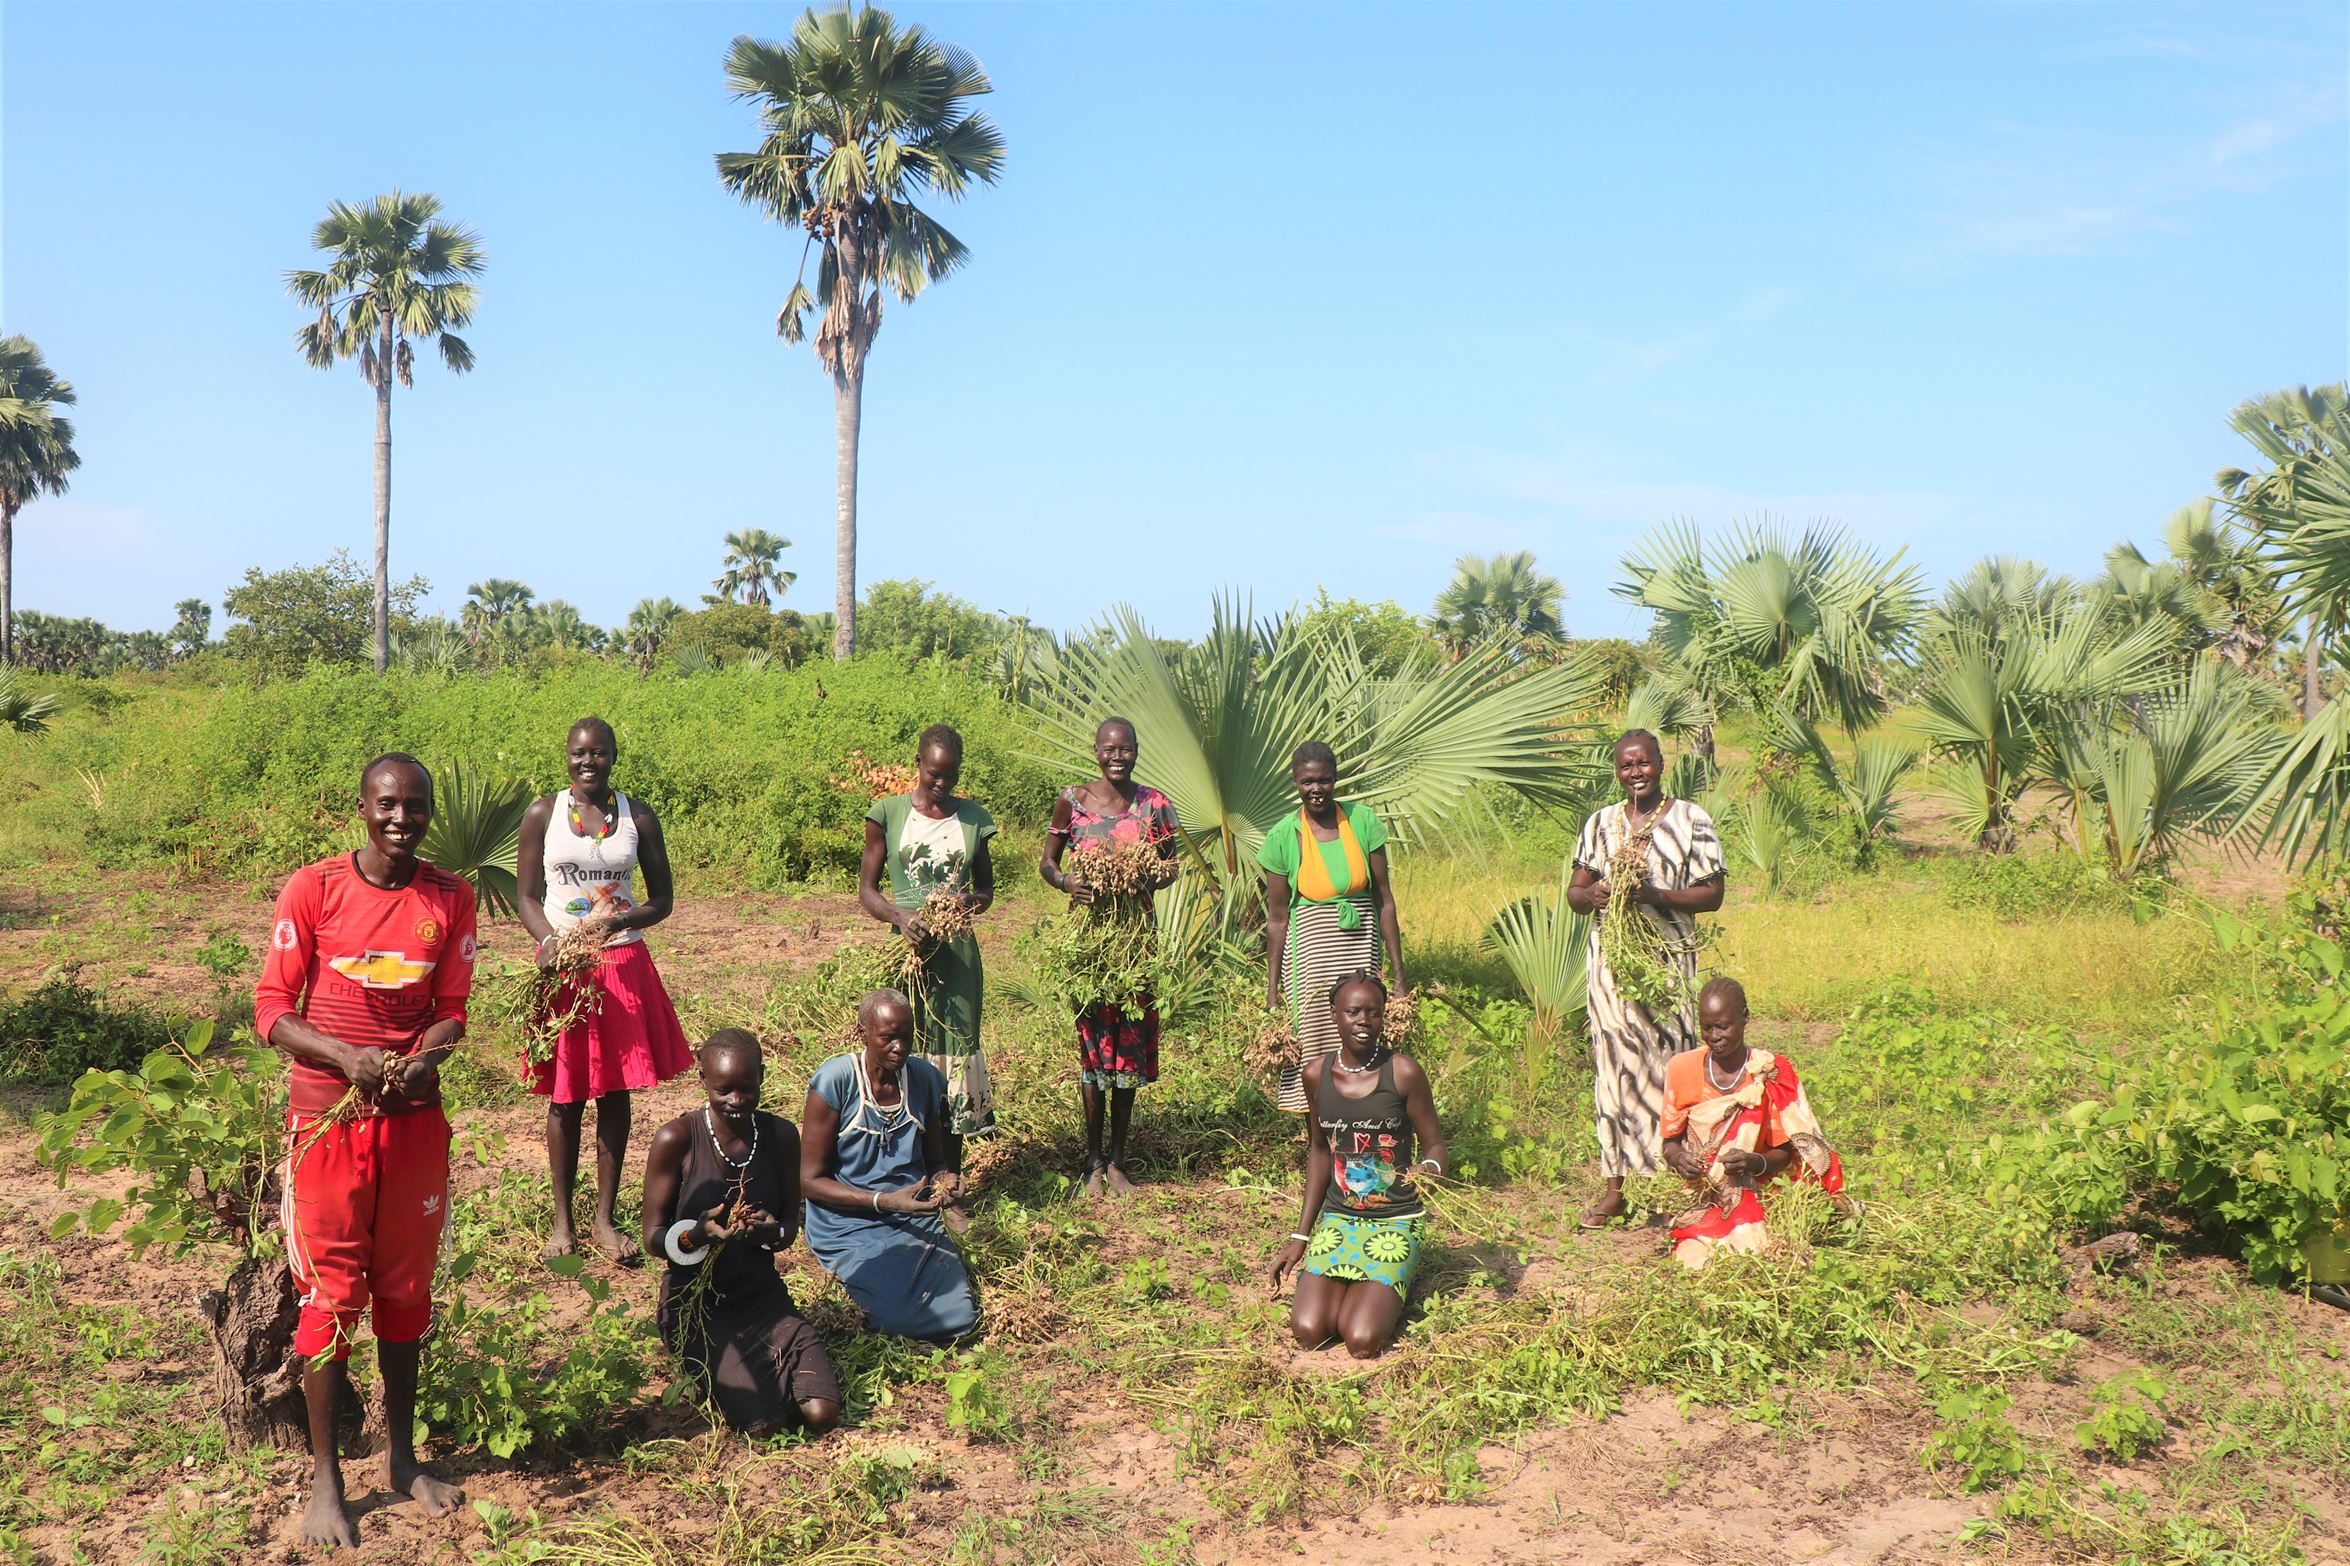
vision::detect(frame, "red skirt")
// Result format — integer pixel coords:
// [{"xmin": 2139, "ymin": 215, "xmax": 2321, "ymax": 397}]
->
[{"xmin": 525, "ymin": 941, "xmax": 693, "ymax": 1104}]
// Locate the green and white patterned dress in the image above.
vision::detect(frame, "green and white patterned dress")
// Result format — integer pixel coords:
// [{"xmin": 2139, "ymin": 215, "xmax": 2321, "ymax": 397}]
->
[{"xmin": 868, "ymin": 792, "xmax": 998, "ymax": 1138}]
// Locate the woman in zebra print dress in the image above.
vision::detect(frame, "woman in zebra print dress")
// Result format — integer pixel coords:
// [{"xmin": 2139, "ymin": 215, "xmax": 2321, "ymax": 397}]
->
[
  {"xmin": 1261, "ymin": 742, "xmax": 1407, "ymax": 1115},
  {"xmin": 1566, "ymin": 729, "xmax": 1726, "ymax": 1228}
]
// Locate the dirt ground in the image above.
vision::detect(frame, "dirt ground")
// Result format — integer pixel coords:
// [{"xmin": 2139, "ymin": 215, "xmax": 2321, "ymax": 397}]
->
[{"xmin": 2, "ymin": 867, "xmax": 2344, "ymax": 1566}]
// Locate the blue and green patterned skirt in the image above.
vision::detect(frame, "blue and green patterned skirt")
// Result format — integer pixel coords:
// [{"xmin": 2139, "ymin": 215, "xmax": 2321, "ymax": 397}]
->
[{"xmin": 1301, "ymin": 1210, "xmax": 1426, "ymax": 1296}]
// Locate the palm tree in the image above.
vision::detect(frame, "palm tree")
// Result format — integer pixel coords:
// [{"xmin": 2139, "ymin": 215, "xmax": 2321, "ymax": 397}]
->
[
  {"xmin": 1770, "ymin": 711, "xmax": 1922, "ymax": 865},
  {"xmin": 0, "ymin": 336, "xmax": 80, "ymax": 666},
  {"xmin": 715, "ymin": 528, "xmax": 796, "ymax": 606},
  {"xmin": 530, "ymin": 601, "xmax": 604, "ymax": 654},
  {"xmin": 1028, "ymin": 597, "xmax": 1605, "ymax": 906},
  {"xmin": 462, "ymin": 579, "xmax": 534, "ymax": 641},
  {"xmin": 0, "ymin": 668, "xmax": 60, "ymax": 734},
  {"xmin": 2216, "ymin": 384, "xmax": 2350, "ymax": 863},
  {"xmin": 1617, "ymin": 519, "xmax": 1926, "ymax": 749},
  {"xmin": 717, "ymin": 7, "xmax": 1007, "ymax": 660},
  {"xmin": 1430, "ymin": 551, "xmax": 1566, "ymax": 661},
  {"xmin": 286, "ymin": 192, "xmax": 484, "ymax": 674},
  {"xmin": 624, "ymin": 597, "xmax": 686, "ymax": 672},
  {"xmin": 1914, "ymin": 610, "xmax": 2176, "ymax": 851}
]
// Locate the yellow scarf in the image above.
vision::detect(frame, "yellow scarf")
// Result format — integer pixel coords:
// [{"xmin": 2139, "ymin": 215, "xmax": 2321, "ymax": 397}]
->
[{"xmin": 1294, "ymin": 809, "xmax": 1371, "ymax": 928}]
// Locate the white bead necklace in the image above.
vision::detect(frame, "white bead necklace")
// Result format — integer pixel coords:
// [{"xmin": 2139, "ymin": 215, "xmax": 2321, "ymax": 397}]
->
[
  {"xmin": 705, "ymin": 1106, "xmax": 758, "ymax": 1170},
  {"xmin": 1334, "ymin": 1046, "xmax": 1388, "ymax": 1076}
]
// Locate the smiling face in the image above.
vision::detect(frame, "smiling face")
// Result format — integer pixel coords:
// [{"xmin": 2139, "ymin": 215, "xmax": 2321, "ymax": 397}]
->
[
  {"xmin": 1094, "ymin": 722, "xmax": 1138, "ymax": 785},
  {"xmin": 1699, "ymin": 986, "xmax": 1749, "ymax": 1069},
  {"xmin": 359, "ymin": 762, "xmax": 433, "ymax": 866},
  {"xmin": 915, "ymin": 743, "xmax": 961, "ymax": 808},
  {"xmin": 1292, "ymin": 755, "xmax": 1337, "ymax": 816},
  {"xmin": 567, "ymin": 723, "xmax": 616, "ymax": 796},
  {"xmin": 701, "ymin": 1047, "xmax": 764, "ymax": 1126},
  {"xmin": 1331, "ymin": 978, "xmax": 1385, "ymax": 1055},
  {"xmin": 1614, "ymin": 735, "xmax": 1662, "ymax": 805},
  {"xmin": 860, "ymin": 996, "xmax": 914, "ymax": 1073}
]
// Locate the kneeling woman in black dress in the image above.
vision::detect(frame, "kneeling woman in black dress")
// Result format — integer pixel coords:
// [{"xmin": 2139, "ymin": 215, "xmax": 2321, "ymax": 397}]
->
[{"xmin": 641, "ymin": 1029, "xmax": 842, "ymax": 1437}]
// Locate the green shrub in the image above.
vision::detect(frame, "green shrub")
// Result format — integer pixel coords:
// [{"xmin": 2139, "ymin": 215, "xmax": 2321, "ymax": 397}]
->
[
  {"xmin": 417, "ymin": 1248, "xmax": 652, "ymax": 1458},
  {"xmin": 1939, "ymin": 852, "xmax": 2132, "ymax": 921},
  {"xmin": 1921, "ymin": 1385, "xmax": 2028, "ymax": 1491},
  {"xmin": 15, "ymin": 660, "xmax": 1060, "ymax": 889},
  {"xmin": 0, "ymin": 978, "xmax": 176, "ymax": 1086},
  {"xmin": 2075, "ymin": 1369, "xmax": 2169, "ymax": 1461}
]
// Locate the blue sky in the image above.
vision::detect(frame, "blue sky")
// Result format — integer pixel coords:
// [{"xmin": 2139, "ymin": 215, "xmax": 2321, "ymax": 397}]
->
[{"xmin": 5, "ymin": 1, "xmax": 2344, "ymax": 642}]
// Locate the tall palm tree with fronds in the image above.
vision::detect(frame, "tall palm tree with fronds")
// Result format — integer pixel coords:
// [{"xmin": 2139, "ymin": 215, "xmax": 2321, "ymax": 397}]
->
[
  {"xmin": 1430, "ymin": 551, "xmax": 1566, "ymax": 661},
  {"xmin": 462, "ymin": 579, "xmax": 534, "ymax": 640},
  {"xmin": 715, "ymin": 528, "xmax": 796, "ymax": 606},
  {"xmin": 717, "ymin": 7, "xmax": 1006, "ymax": 660},
  {"xmin": 2216, "ymin": 383, "xmax": 2350, "ymax": 862},
  {"xmin": 0, "ymin": 336, "xmax": 80, "ymax": 666},
  {"xmin": 286, "ymin": 192, "xmax": 484, "ymax": 674}
]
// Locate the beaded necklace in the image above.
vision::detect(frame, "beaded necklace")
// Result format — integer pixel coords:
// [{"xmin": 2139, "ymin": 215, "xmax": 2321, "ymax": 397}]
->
[
  {"xmin": 705, "ymin": 1106, "xmax": 758, "ymax": 1170},
  {"xmin": 1704, "ymin": 1050, "xmax": 1749, "ymax": 1094},
  {"xmin": 567, "ymin": 787, "xmax": 617, "ymax": 843}
]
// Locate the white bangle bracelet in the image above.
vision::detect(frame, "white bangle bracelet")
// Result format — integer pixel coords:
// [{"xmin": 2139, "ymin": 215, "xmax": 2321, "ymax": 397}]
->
[
  {"xmin": 1418, "ymin": 1157, "xmax": 1443, "ymax": 1175},
  {"xmin": 663, "ymin": 1219, "xmax": 709, "ymax": 1266},
  {"xmin": 1288, "ymin": 1231, "xmax": 1313, "ymax": 1244}
]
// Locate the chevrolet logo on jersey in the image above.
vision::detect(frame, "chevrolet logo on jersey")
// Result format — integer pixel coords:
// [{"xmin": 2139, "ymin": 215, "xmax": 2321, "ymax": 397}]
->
[{"xmin": 327, "ymin": 951, "xmax": 436, "ymax": 989}]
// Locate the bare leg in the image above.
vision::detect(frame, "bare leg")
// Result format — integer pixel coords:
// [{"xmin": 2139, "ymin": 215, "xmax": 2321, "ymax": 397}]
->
[
  {"xmin": 1579, "ymin": 1175, "xmax": 1627, "ymax": 1227},
  {"xmin": 1290, "ymin": 1272, "xmax": 1344, "ymax": 1350},
  {"xmin": 545, "ymin": 1100, "xmax": 584, "ymax": 1261},
  {"xmin": 1103, "ymin": 1086, "xmax": 1139, "ymax": 1196},
  {"xmin": 939, "ymin": 1131, "xmax": 972, "ymax": 1233},
  {"xmin": 1080, "ymin": 1080, "xmax": 1107, "ymax": 1196},
  {"xmin": 298, "ymin": 1355, "xmax": 357, "ymax": 1549},
  {"xmin": 378, "ymin": 1339, "xmax": 462, "ymax": 1516},
  {"xmin": 589, "ymin": 1091, "xmax": 639, "ymax": 1263},
  {"xmin": 1336, "ymin": 1279, "xmax": 1408, "ymax": 1360},
  {"xmin": 797, "ymin": 1397, "xmax": 842, "ymax": 1436}
]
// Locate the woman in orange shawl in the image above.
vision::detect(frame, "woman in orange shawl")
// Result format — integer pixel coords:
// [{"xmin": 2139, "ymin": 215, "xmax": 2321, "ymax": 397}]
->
[{"xmin": 1660, "ymin": 977, "xmax": 1847, "ymax": 1270}]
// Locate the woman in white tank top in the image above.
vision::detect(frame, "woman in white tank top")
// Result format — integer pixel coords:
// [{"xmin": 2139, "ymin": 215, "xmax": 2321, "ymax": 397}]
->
[{"xmin": 515, "ymin": 716, "xmax": 694, "ymax": 1264}]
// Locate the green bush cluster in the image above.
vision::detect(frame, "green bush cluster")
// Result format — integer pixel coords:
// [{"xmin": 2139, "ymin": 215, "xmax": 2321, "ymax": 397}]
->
[
  {"xmin": 0, "ymin": 977, "xmax": 175, "ymax": 1086},
  {"xmin": 21, "ymin": 660, "xmax": 1060, "ymax": 888},
  {"xmin": 1982, "ymin": 896, "xmax": 2350, "ymax": 1284},
  {"xmin": 1938, "ymin": 850, "xmax": 2138, "ymax": 921}
]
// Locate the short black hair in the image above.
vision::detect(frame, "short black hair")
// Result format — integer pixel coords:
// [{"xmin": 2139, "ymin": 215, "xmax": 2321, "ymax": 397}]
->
[
  {"xmin": 1699, "ymin": 976, "xmax": 1749, "ymax": 1013},
  {"xmin": 917, "ymin": 724, "xmax": 963, "ymax": 761},
  {"xmin": 1291, "ymin": 740, "xmax": 1337, "ymax": 774},
  {"xmin": 1327, "ymin": 968, "xmax": 1389, "ymax": 1009},
  {"xmin": 359, "ymin": 752, "xmax": 431, "ymax": 800},
  {"xmin": 569, "ymin": 716, "xmax": 617, "ymax": 748},
  {"xmin": 699, "ymin": 1027, "xmax": 762, "ymax": 1070},
  {"xmin": 1613, "ymin": 729, "xmax": 1662, "ymax": 760},
  {"xmin": 1096, "ymin": 715, "xmax": 1137, "ymax": 744}
]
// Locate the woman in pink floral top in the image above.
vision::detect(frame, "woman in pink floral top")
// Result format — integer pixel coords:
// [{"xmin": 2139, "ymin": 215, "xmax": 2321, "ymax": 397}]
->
[{"xmin": 1040, "ymin": 716, "xmax": 1182, "ymax": 1197}]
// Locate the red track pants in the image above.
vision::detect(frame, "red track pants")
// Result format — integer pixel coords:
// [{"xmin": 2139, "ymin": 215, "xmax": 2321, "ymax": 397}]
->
[{"xmin": 281, "ymin": 1106, "xmax": 451, "ymax": 1359}]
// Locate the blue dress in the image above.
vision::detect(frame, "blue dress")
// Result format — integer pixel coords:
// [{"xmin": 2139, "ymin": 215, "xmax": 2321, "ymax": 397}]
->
[{"xmin": 803, "ymin": 1054, "xmax": 980, "ymax": 1341}]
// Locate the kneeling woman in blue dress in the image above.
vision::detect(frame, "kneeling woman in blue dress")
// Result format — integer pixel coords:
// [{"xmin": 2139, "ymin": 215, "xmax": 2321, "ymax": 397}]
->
[
  {"xmin": 1270, "ymin": 971, "xmax": 1449, "ymax": 1360},
  {"xmin": 798, "ymin": 989, "xmax": 981, "ymax": 1342}
]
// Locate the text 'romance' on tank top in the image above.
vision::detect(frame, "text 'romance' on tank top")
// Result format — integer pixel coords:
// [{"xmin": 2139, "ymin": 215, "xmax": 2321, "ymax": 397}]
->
[{"xmin": 540, "ymin": 791, "xmax": 644, "ymax": 945}]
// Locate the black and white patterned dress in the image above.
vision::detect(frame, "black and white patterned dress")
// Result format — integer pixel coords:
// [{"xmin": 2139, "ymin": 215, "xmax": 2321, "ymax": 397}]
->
[{"xmin": 1572, "ymin": 798, "xmax": 1726, "ymax": 1179}]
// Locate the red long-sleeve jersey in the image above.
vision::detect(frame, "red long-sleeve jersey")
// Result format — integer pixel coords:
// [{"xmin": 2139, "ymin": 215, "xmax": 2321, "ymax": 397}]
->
[{"xmin": 254, "ymin": 854, "xmax": 478, "ymax": 1115}]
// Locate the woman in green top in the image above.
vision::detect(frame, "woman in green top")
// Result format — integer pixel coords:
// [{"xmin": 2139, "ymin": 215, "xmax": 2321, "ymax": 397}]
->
[
  {"xmin": 1260, "ymin": 742, "xmax": 1407, "ymax": 1113},
  {"xmin": 859, "ymin": 724, "xmax": 997, "ymax": 1228}
]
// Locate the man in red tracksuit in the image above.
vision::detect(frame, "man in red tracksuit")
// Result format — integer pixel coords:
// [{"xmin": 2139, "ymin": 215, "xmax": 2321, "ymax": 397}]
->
[{"xmin": 254, "ymin": 753, "xmax": 477, "ymax": 1550}]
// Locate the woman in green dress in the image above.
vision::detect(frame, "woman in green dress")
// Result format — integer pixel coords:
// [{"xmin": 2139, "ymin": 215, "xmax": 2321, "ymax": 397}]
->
[
  {"xmin": 1261, "ymin": 742, "xmax": 1406, "ymax": 1114},
  {"xmin": 859, "ymin": 724, "xmax": 996, "ymax": 1229}
]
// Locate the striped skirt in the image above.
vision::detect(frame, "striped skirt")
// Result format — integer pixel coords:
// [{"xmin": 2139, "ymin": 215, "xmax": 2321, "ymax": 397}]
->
[{"xmin": 1276, "ymin": 895, "xmax": 1382, "ymax": 1112}]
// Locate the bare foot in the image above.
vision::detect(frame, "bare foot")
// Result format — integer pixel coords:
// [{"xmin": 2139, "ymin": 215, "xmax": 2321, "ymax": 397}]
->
[
  {"xmin": 1081, "ymin": 1159, "xmax": 1106, "ymax": 1198},
  {"xmin": 299, "ymin": 1471, "xmax": 357, "ymax": 1550},
  {"xmin": 543, "ymin": 1226, "xmax": 576, "ymax": 1264},
  {"xmin": 385, "ymin": 1453, "xmax": 463, "ymax": 1517},
  {"xmin": 940, "ymin": 1203, "xmax": 972, "ymax": 1236},
  {"xmin": 1103, "ymin": 1161, "xmax": 1138, "ymax": 1198},
  {"xmin": 1577, "ymin": 1190, "xmax": 1627, "ymax": 1229},
  {"xmin": 590, "ymin": 1218, "xmax": 642, "ymax": 1266}
]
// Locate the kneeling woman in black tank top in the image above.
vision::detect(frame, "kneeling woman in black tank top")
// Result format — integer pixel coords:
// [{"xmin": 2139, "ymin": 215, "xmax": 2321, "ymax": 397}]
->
[{"xmin": 1270, "ymin": 971, "xmax": 1449, "ymax": 1359}]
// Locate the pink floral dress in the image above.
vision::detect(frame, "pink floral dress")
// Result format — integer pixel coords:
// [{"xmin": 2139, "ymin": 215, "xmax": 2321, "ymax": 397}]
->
[{"xmin": 1053, "ymin": 783, "xmax": 1179, "ymax": 1088}]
